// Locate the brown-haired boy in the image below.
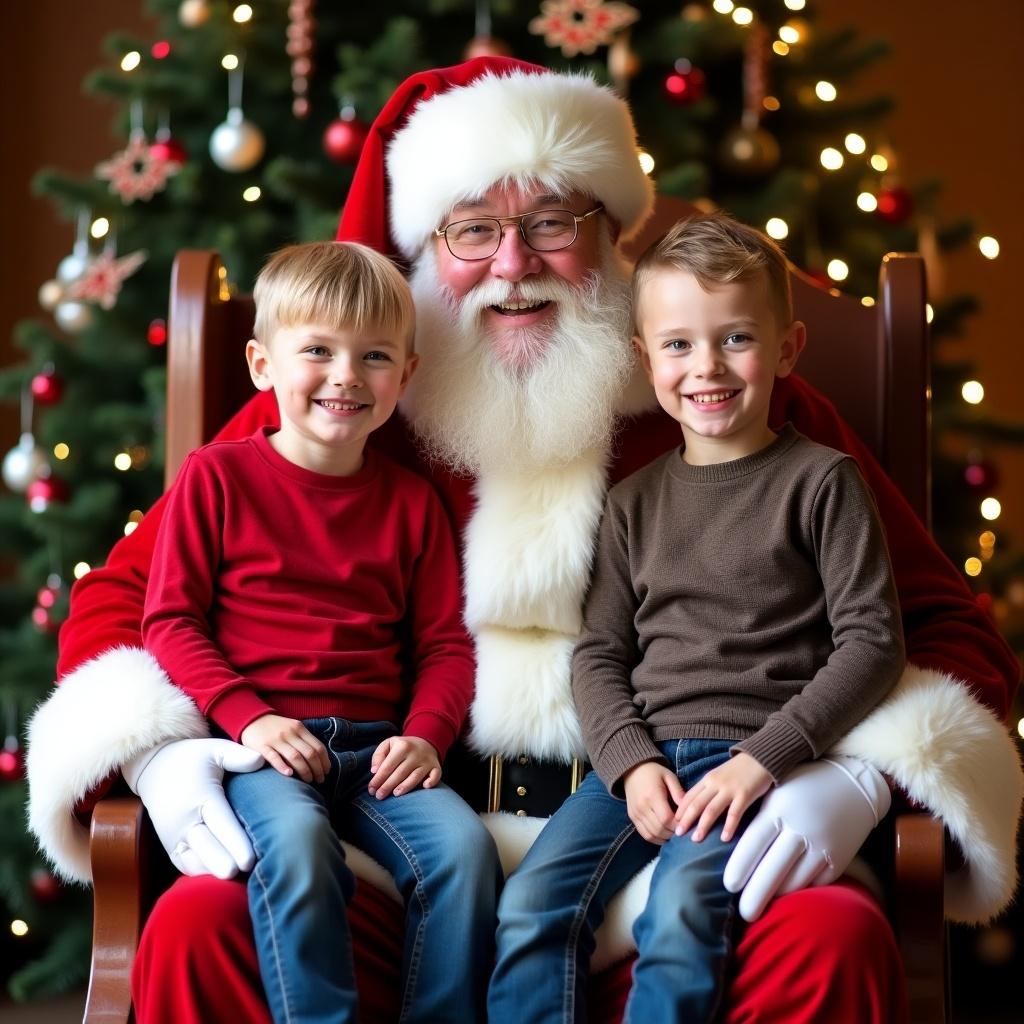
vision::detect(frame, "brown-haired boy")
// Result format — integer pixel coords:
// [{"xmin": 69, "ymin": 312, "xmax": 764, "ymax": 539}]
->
[
  {"xmin": 489, "ymin": 214, "xmax": 904, "ymax": 1023},
  {"xmin": 142, "ymin": 241, "xmax": 500, "ymax": 1023}
]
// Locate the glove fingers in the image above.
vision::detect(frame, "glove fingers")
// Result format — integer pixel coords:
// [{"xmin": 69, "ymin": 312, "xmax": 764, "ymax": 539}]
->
[
  {"xmin": 723, "ymin": 814, "xmax": 783, "ymax": 893},
  {"xmin": 777, "ymin": 851, "xmax": 829, "ymax": 896},
  {"xmin": 185, "ymin": 823, "xmax": 240, "ymax": 880},
  {"xmin": 212, "ymin": 740, "xmax": 265, "ymax": 774},
  {"xmin": 171, "ymin": 844, "xmax": 207, "ymax": 877},
  {"xmin": 201, "ymin": 797, "xmax": 256, "ymax": 873},
  {"xmin": 737, "ymin": 830, "xmax": 806, "ymax": 923}
]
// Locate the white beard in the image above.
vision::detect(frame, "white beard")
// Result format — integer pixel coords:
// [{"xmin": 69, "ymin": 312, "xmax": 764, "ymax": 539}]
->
[{"xmin": 403, "ymin": 236, "xmax": 635, "ymax": 476}]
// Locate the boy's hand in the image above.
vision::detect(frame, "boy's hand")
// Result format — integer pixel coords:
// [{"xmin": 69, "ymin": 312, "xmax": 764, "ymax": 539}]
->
[
  {"xmin": 240, "ymin": 714, "xmax": 330, "ymax": 784},
  {"xmin": 623, "ymin": 761, "xmax": 685, "ymax": 845},
  {"xmin": 368, "ymin": 736, "xmax": 441, "ymax": 799},
  {"xmin": 674, "ymin": 752, "xmax": 772, "ymax": 843}
]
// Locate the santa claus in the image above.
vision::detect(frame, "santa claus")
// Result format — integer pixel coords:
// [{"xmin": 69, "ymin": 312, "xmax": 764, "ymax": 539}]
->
[{"xmin": 27, "ymin": 57, "xmax": 1021, "ymax": 1023}]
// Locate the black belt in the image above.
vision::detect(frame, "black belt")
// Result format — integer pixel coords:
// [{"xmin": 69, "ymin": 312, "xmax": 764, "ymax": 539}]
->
[{"xmin": 444, "ymin": 743, "xmax": 588, "ymax": 817}]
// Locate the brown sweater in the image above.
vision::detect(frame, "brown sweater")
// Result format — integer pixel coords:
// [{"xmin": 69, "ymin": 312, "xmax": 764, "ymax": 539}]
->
[{"xmin": 572, "ymin": 425, "xmax": 905, "ymax": 793}]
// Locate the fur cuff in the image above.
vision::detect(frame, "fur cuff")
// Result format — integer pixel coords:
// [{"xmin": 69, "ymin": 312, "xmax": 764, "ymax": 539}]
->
[
  {"xmin": 834, "ymin": 663, "xmax": 1024, "ymax": 923},
  {"xmin": 26, "ymin": 647, "xmax": 208, "ymax": 884},
  {"xmin": 469, "ymin": 627, "xmax": 584, "ymax": 762}
]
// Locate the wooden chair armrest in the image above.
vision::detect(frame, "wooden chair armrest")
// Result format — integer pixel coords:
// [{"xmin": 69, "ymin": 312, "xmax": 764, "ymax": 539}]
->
[
  {"xmin": 893, "ymin": 810, "xmax": 948, "ymax": 1024},
  {"xmin": 84, "ymin": 796, "xmax": 148, "ymax": 1023}
]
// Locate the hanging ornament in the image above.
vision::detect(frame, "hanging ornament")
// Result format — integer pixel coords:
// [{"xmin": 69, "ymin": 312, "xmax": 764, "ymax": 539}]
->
[
  {"xmin": 323, "ymin": 107, "xmax": 369, "ymax": 165},
  {"xmin": 27, "ymin": 475, "xmax": 70, "ymax": 513},
  {"xmin": 664, "ymin": 59, "xmax": 706, "ymax": 106},
  {"xmin": 210, "ymin": 65, "xmax": 265, "ymax": 171},
  {"xmin": 148, "ymin": 318, "xmax": 168, "ymax": 346},
  {"xmin": 465, "ymin": 0, "xmax": 512, "ymax": 60},
  {"xmin": 719, "ymin": 24, "xmax": 779, "ymax": 179},
  {"xmin": 30, "ymin": 366, "xmax": 64, "ymax": 406},
  {"xmin": 151, "ymin": 112, "xmax": 188, "ymax": 167},
  {"xmin": 179, "ymin": 0, "xmax": 210, "ymax": 27},
  {"xmin": 964, "ymin": 460, "xmax": 999, "ymax": 492},
  {"xmin": 30, "ymin": 868, "xmax": 62, "ymax": 905},
  {"xmin": 96, "ymin": 101, "xmax": 179, "ymax": 203},
  {"xmin": 0, "ymin": 736, "xmax": 23, "ymax": 782},
  {"xmin": 55, "ymin": 208, "xmax": 92, "ymax": 286},
  {"xmin": 38, "ymin": 279, "xmax": 64, "ymax": 311},
  {"xmin": 54, "ymin": 300, "xmax": 93, "ymax": 334},
  {"xmin": 287, "ymin": 0, "xmax": 317, "ymax": 118},
  {"xmin": 876, "ymin": 184, "xmax": 914, "ymax": 225},
  {"xmin": 608, "ymin": 30, "xmax": 640, "ymax": 94},
  {"xmin": 3, "ymin": 434, "xmax": 47, "ymax": 493},
  {"xmin": 68, "ymin": 248, "xmax": 148, "ymax": 310},
  {"xmin": 529, "ymin": 0, "xmax": 639, "ymax": 59}
]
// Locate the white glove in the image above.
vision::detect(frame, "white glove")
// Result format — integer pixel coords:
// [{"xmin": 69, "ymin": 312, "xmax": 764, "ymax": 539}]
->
[
  {"xmin": 122, "ymin": 738, "xmax": 264, "ymax": 879},
  {"xmin": 723, "ymin": 756, "xmax": 891, "ymax": 922}
]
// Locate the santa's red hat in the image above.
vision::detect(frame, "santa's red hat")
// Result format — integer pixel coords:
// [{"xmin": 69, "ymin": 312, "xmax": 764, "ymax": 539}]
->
[{"xmin": 336, "ymin": 57, "xmax": 654, "ymax": 260}]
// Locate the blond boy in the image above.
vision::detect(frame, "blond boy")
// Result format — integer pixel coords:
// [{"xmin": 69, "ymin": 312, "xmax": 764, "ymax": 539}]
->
[{"xmin": 142, "ymin": 241, "xmax": 500, "ymax": 1023}]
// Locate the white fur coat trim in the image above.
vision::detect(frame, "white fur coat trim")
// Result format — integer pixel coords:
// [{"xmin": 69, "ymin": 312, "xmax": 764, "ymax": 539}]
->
[
  {"xmin": 469, "ymin": 626, "xmax": 585, "ymax": 761},
  {"xmin": 463, "ymin": 454, "xmax": 608, "ymax": 635},
  {"xmin": 26, "ymin": 646, "xmax": 209, "ymax": 884},
  {"xmin": 386, "ymin": 69, "xmax": 654, "ymax": 258},
  {"xmin": 833, "ymin": 663, "xmax": 1023, "ymax": 923}
]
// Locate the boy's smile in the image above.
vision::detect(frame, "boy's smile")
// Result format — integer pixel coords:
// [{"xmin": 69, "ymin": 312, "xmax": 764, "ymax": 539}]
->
[{"xmin": 633, "ymin": 269, "xmax": 805, "ymax": 465}]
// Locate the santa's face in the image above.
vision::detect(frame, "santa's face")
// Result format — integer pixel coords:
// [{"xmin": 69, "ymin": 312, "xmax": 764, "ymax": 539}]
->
[{"xmin": 433, "ymin": 185, "xmax": 605, "ymax": 373}]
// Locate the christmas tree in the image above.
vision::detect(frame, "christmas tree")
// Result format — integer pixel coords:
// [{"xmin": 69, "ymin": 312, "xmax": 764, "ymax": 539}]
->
[{"xmin": 1, "ymin": 0, "xmax": 1020, "ymax": 1009}]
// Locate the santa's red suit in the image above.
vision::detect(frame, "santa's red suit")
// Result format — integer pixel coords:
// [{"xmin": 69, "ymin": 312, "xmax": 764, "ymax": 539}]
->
[{"xmin": 27, "ymin": 58, "xmax": 1021, "ymax": 1023}]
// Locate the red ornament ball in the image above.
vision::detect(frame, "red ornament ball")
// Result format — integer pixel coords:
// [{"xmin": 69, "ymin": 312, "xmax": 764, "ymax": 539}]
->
[
  {"xmin": 148, "ymin": 318, "xmax": 168, "ymax": 346},
  {"xmin": 876, "ymin": 185, "xmax": 914, "ymax": 225},
  {"xmin": 30, "ymin": 868, "xmax": 62, "ymax": 904},
  {"xmin": 30, "ymin": 370, "xmax": 64, "ymax": 405},
  {"xmin": 964, "ymin": 460, "xmax": 999, "ymax": 492},
  {"xmin": 27, "ymin": 476, "xmax": 70, "ymax": 513},
  {"xmin": 664, "ymin": 67, "xmax": 706, "ymax": 106},
  {"xmin": 150, "ymin": 137, "xmax": 188, "ymax": 167},
  {"xmin": 0, "ymin": 747, "xmax": 23, "ymax": 782},
  {"xmin": 323, "ymin": 117, "xmax": 369, "ymax": 164}
]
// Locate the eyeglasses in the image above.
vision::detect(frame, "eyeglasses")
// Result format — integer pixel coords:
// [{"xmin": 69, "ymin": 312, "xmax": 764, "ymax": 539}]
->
[{"xmin": 434, "ymin": 204, "xmax": 605, "ymax": 261}]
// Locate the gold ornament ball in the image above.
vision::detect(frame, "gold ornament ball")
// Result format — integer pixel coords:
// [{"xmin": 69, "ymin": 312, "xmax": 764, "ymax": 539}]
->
[
  {"xmin": 179, "ymin": 0, "xmax": 210, "ymax": 28},
  {"xmin": 608, "ymin": 42, "xmax": 641, "ymax": 82},
  {"xmin": 719, "ymin": 124, "xmax": 780, "ymax": 178},
  {"xmin": 464, "ymin": 36, "xmax": 512, "ymax": 60},
  {"xmin": 38, "ymin": 279, "xmax": 64, "ymax": 312}
]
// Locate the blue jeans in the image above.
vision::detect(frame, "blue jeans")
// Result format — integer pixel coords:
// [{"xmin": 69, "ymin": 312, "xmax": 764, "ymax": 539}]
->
[
  {"xmin": 488, "ymin": 739, "xmax": 747, "ymax": 1024},
  {"xmin": 224, "ymin": 718, "xmax": 501, "ymax": 1024}
]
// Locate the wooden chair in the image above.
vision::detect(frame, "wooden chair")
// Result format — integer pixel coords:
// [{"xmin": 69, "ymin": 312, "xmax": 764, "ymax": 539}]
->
[{"xmin": 84, "ymin": 194, "xmax": 945, "ymax": 1023}]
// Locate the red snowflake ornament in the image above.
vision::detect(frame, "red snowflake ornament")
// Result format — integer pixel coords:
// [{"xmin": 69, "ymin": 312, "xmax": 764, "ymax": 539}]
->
[
  {"xmin": 529, "ymin": 0, "xmax": 639, "ymax": 58},
  {"xmin": 68, "ymin": 250, "xmax": 147, "ymax": 310},
  {"xmin": 96, "ymin": 135, "xmax": 179, "ymax": 203}
]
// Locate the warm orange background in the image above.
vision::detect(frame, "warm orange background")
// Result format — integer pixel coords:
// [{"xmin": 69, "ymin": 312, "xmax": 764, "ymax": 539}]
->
[{"xmin": 2, "ymin": 1, "xmax": 1022, "ymax": 553}]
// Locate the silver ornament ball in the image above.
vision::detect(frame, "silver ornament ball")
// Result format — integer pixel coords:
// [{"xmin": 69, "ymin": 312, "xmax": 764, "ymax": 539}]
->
[
  {"xmin": 2, "ymin": 433, "xmax": 48, "ymax": 493},
  {"xmin": 55, "ymin": 300, "xmax": 93, "ymax": 334},
  {"xmin": 210, "ymin": 110, "xmax": 265, "ymax": 172},
  {"xmin": 56, "ymin": 252, "xmax": 88, "ymax": 284},
  {"xmin": 38, "ymin": 279, "xmax": 64, "ymax": 312}
]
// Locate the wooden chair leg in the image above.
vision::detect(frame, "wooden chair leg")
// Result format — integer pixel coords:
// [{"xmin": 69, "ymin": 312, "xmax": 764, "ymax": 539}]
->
[
  {"xmin": 894, "ymin": 812, "xmax": 948, "ymax": 1024},
  {"xmin": 84, "ymin": 797, "xmax": 147, "ymax": 1023}
]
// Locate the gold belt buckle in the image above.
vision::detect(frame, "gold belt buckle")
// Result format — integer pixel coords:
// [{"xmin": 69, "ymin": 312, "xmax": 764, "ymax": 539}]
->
[{"xmin": 487, "ymin": 754, "xmax": 586, "ymax": 813}]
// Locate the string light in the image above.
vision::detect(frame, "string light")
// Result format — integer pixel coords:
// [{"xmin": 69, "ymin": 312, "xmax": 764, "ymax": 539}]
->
[
  {"xmin": 73, "ymin": 562, "xmax": 91, "ymax": 580},
  {"xmin": 151, "ymin": 40, "xmax": 171, "ymax": 59},
  {"xmin": 243, "ymin": 186, "xmax": 262, "ymax": 202},
  {"xmin": 861, "ymin": 296, "xmax": 875, "ymax": 307},
  {"xmin": 926, "ymin": 304, "xmax": 934, "ymax": 324},
  {"xmin": 964, "ymin": 557, "xmax": 982, "ymax": 577},
  {"xmin": 121, "ymin": 51, "xmax": 142, "ymax": 72},
  {"xmin": 857, "ymin": 192, "xmax": 878, "ymax": 212},
  {"xmin": 638, "ymin": 151, "xmax": 655, "ymax": 175},
  {"xmin": 53, "ymin": 443, "xmax": 70, "ymax": 460},
  {"xmin": 981, "ymin": 498, "xmax": 1002, "ymax": 521},
  {"xmin": 779, "ymin": 24, "xmax": 801, "ymax": 44},
  {"xmin": 712, "ymin": 0, "xmax": 735, "ymax": 13},
  {"xmin": 90, "ymin": 217, "xmax": 110, "ymax": 239},
  {"xmin": 961, "ymin": 380, "xmax": 985, "ymax": 404},
  {"xmin": 844, "ymin": 133, "xmax": 866, "ymax": 154},
  {"xmin": 732, "ymin": 7, "xmax": 753, "ymax": 25},
  {"xmin": 766, "ymin": 218, "xmax": 789, "ymax": 240},
  {"xmin": 124, "ymin": 521, "xmax": 139, "ymax": 537},
  {"xmin": 870, "ymin": 153, "xmax": 889, "ymax": 172},
  {"xmin": 784, "ymin": 0, "xmax": 806, "ymax": 8},
  {"xmin": 772, "ymin": 41, "xmax": 790, "ymax": 56},
  {"xmin": 114, "ymin": 452, "xmax": 132, "ymax": 471},
  {"xmin": 815, "ymin": 81, "xmax": 837, "ymax": 102},
  {"xmin": 763, "ymin": 96, "xmax": 780, "ymax": 111},
  {"xmin": 222, "ymin": 54, "xmax": 240, "ymax": 71},
  {"xmin": 980, "ymin": 530, "xmax": 996, "ymax": 548},
  {"xmin": 1018, "ymin": 718, "xmax": 1024, "ymax": 740},
  {"xmin": 827, "ymin": 259, "xmax": 849, "ymax": 282},
  {"xmin": 233, "ymin": 4, "xmax": 253, "ymax": 22},
  {"xmin": 979, "ymin": 236, "xmax": 1000, "ymax": 259},
  {"xmin": 820, "ymin": 148, "xmax": 843, "ymax": 170},
  {"xmin": 129, "ymin": 509, "xmax": 144, "ymax": 523},
  {"xmin": 11, "ymin": 920, "xmax": 28, "ymax": 937}
]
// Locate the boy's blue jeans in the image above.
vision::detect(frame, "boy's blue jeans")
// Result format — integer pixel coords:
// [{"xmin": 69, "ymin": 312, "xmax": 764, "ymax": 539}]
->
[
  {"xmin": 488, "ymin": 738, "xmax": 747, "ymax": 1024},
  {"xmin": 224, "ymin": 717, "xmax": 501, "ymax": 1024}
]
